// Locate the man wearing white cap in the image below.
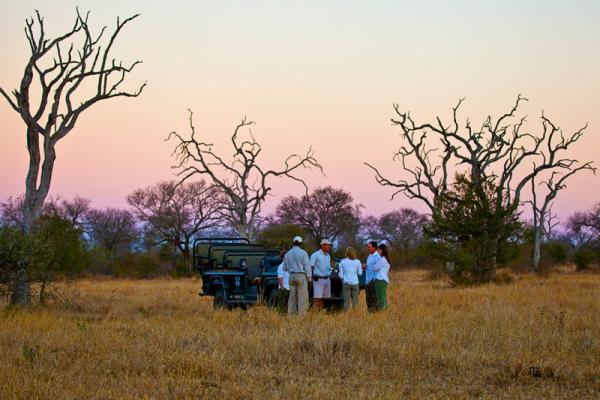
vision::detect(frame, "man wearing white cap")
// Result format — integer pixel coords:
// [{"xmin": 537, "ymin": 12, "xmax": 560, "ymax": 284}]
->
[
  {"xmin": 310, "ymin": 238, "xmax": 332, "ymax": 312},
  {"xmin": 283, "ymin": 236, "xmax": 312, "ymax": 315}
]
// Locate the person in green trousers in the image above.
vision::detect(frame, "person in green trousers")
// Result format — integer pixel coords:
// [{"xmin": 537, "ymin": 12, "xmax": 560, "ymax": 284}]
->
[{"xmin": 372, "ymin": 243, "xmax": 390, "ymax": 311}]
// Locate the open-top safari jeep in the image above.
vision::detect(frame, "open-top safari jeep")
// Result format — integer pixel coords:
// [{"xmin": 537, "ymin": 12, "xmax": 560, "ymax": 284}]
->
[{"xmin": 193, "ymin": 237, "xmax": 281, "ymax": 309}]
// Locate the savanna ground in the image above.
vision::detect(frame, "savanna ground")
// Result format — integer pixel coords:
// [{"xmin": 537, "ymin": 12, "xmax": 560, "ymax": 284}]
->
[{"xmin": 1, "ymin": 269, "xmax": 599, "ymax": 399}]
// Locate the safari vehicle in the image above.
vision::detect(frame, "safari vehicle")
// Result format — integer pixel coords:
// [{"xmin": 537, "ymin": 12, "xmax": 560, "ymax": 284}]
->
[
  {"xmin": 193, "ymin": 237, "xmax": 364, "ymax": 310},
  {"xmin": 192, "ymin": 237, "xmax": 281, "ymax": 309}
]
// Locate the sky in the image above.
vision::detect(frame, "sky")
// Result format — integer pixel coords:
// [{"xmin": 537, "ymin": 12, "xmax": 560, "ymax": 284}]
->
[{"xmin": 1, "ymin": 0, "xmax": 599, "ymax": 223}]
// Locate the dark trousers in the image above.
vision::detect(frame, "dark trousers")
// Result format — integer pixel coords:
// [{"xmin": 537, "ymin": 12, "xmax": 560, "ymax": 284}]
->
[
  {"xmin": 365, "ymin": 281, "xmax": 377, "ymax": 312},
  {"xmin": 278, "ymin": 289, "xmax": 290, "ymax": 313}
]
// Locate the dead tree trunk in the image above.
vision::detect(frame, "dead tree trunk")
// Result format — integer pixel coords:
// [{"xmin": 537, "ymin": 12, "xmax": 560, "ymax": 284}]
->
[{"xmin": 1, "ymin": 9, "xmax": 145, "ymax": 304}]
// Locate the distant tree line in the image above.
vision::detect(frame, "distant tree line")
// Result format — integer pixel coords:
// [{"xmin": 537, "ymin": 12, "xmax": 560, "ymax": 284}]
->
[{"xmin": 2, "ymin": 181, "xmax": 600, "ymax": 302}]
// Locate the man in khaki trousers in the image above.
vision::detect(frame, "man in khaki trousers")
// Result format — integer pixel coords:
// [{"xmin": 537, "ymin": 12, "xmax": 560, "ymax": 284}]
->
[{"xmin": 283, "ymin": 236, "xmax": 312, "ymax": 315}]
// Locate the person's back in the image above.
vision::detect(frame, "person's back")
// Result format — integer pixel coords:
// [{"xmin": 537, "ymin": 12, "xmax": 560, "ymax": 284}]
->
[
  {"xmin": 340, "ymin": 247, "xmax": 362, "ymax": 311},
  {"xmin": 284, "ymin": 246, "xmax": 311, "ymax": 276},
  {"xmin": 284, "ymin": 237, "xmax": 311, "ymax": 315},
  {"xmin": 339, "ymin": 257, "xmax": 362, "ymax": 285}
]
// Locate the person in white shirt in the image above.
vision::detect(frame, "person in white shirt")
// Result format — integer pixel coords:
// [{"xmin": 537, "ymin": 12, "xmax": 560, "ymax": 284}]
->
[
  {"xmin": 372, "ymin": 243, "xmax": 390, "ymax": 311},
  {"xmin": 276, "ymin": 249, "xmax": 290, "ymax": 313},
  {"xmin": 363, "ymin": 241, "xmax": 380, "ymax": 312},
  {"xmin": 339, "ymin": 246, "xmax": 362, "ymax": 311},
  {"xmin": 310, "ymin": 239, "xmax": 332, "ymax": 312}
]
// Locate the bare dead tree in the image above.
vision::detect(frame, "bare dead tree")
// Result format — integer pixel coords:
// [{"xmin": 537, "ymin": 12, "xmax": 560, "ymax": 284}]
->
[
  {"xmin": 528, "ymin": 163, "xmax": 595, "ymax": 271},
  {"xmin": 0, "ymin": 9, "xmax": 145, "ymax": 304},
  {"xmin": 365, "ymin": 96, "xmax": 595, "ymax": 280},
  {"xmin": 127, "ymin": 180, "xmax": 224, "ymax": 273},
  {"xmin": 168, "ymin": 110, "xmax": 323, "ymax": 241}
]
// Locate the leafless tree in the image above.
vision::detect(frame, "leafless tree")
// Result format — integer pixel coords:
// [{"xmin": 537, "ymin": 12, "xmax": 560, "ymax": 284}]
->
[
  {"xmin": 365, "ymin": 96, "xmax": 594, "ymax": 279},
  {"xmin": 275, "ymin": 186, "xmax": 362, "ymax": 248},
  {"xmin": 567, "ymin": 202, "xmax": 600, "ymax": 245},
  {"xmin": 127, "ymin": 180, "xmax": 224, "ymax": 273},
  {"xmin": 0, "ymin": 197, "xmax": 25, "ymax": 228},
  {"xmin": 168, "ymin": 110, "xmax": 322, "ymax": 241},
  {"xmin": 365, "ymin": 208, "xmax": 429, "ymax": 266},
  {"xmin": 0, "ymin": 9, "xmax": 145, "ymax": 304},
  {"xmin": 528, "ymin": 163, "xmax": 595, "ymax": 271},
  {"xmin": 85, "ymin": 208, "xmax": 138, "ymax": 254}
]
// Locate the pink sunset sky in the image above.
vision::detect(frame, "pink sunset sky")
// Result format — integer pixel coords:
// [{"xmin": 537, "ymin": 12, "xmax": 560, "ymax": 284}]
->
[{"xmin": 1, "ymin": 1, "xmax": 599, "ymax": 223}]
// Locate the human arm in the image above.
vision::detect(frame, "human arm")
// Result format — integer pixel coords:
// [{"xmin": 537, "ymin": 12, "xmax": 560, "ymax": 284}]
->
[
  {"xmin": 282, "ymin": 257, "xmax": 289, "ymax": 271},
  {"xmin": 356, "ymin": 260, "xmax": 363, "ymax": 276},
  {"xmin": 309, "ymin": 252, "xmax": 316, "ymax": 269},
  {"xmin": 338, "ymin": 259, "xmax": 344, "ymax": 282},
  {"xmin": 303, "ymin": 252, "xmax": 312, "ymax": 280},
  {"xmin": 372, "ymin": 257, "xmax": 385, "ymax": 272},
  {"xmin": 277, "ymin": 264, "xmax": 284, "ymax": 288}
]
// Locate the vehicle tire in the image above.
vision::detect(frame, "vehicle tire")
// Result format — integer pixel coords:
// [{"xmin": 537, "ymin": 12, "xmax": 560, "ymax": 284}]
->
[
  {"xmin": 213, "ymin": 288, "xmax": 227, "ymax": 310},
  {"xmin": 267, "ymin": 288, "xmax": 279, "ymax": 310}
]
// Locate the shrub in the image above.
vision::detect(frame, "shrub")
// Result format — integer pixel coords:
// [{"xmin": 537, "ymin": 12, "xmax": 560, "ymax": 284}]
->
[{"xmin": 574, "ymin": 249, "xmax": 593, "ymax": 270}]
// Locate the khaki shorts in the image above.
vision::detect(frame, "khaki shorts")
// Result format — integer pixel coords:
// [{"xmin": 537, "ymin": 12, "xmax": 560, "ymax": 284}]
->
[{"xmin": 313, "ymin": 277, "xmax": 331, "ymax": 298}]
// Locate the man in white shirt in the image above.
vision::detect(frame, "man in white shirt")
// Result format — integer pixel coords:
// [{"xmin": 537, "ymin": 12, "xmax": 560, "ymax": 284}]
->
[
  {"xmin": 310, "ymin": 239, "xmax": 332, "ymax": 312},
  {"xmin": 363, "ymin": 240, "xmax": 380, "ymax": 312}
]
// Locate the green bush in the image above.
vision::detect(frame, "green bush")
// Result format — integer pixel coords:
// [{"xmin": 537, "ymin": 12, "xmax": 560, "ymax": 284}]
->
[
  {"xmin": 114, "ymin": 252, "xmax": 163, "ymax": 278},
  {"xmin": 574, "ymin": 249, "xmax": 593, "ymax": 270},
  {"xmin": 0, "ymin": 227, "xmax": 42, "ymax": 301},
  {"xmin": 1, "ymin": 215, "xmax": 88, "ymax": 303},
  {"xmin": 544, "ymin": 241, "xmax": 569, "ymax": 265}
]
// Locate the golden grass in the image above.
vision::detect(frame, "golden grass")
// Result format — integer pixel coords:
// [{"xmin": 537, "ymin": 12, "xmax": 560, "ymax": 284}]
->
[{"xmin": 1, "ymin": 270, "xmax": 599, "ymax": 399}]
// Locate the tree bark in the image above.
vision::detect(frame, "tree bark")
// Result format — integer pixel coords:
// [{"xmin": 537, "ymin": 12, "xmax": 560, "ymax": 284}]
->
[{"xmin": 531, "ymin": 227, "xmax": 542, "ymax": 272}]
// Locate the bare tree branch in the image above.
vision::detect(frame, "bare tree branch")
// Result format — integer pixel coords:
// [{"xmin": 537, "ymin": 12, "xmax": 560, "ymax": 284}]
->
[
  {"xmin": 366, "ymin": 96, "xmax": 595, "ymax": 275},
  {"xmin": 167, "ymin": 110, "xmax": 323, "ymax": 240}
]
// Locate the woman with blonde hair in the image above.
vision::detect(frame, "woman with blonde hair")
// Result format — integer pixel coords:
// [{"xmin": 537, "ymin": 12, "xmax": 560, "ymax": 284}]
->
[{"xmin": 338, "ymin": 246, "xmax": 362, "ymax": 311}]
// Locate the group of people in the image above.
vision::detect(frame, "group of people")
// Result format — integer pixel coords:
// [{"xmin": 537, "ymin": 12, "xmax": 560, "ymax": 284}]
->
[{"xmin": 276, "ymin": 236, "xmax": 390, "ymax": 315}]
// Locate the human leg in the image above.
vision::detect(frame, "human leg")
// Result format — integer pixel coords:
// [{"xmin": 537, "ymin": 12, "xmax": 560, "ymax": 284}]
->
[
  {"xmin": 288, "ymin": 275, "xmax": 299, "ymax": 315},
  {"xmin": 297, "ymin": 275, "xmax": 309, "ymax": 314},
  {"xmin": 350, "ymin": 284, "xmax": 360, "ymax": 309},
  {"xmin": 313, "ymin": 278, "xmax": 326, "ymax": 312},
  {"xmin": 342, "ymin": 284, "xmax": 351, "ymax": 311},
  {"xmin": 374, "ymin": 279, "xmax": 388, "ymax": 311},
  {"xmin": 278, "ymin": 289, "xmax": 289, "ymax": 313},
  {"xmin": 366, "ymin": 281, "xmax": 377, "ymax": 312}
]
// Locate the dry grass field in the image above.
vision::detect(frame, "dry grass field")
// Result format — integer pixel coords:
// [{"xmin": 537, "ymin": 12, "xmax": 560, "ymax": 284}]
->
[{"xmin": 1, "ymin": 269, "xmax": 599, "ymax": 399}]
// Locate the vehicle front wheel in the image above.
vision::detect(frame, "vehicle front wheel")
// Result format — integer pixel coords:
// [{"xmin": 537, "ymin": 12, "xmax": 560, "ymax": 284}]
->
[{"xmin": 213, "ymin": 289, "xmax": 227, "ymax": 310}]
